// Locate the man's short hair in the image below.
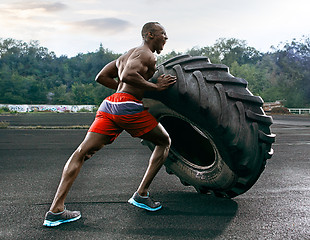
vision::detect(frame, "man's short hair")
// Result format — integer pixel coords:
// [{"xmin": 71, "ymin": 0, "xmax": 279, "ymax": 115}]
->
[{"xmin": 141, "ymin": 22, "xmax": 160, "ymax": 39}]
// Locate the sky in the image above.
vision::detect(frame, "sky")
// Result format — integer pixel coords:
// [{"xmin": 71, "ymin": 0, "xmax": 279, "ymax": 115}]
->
[{"xmin": 0, "ymin": 0, "xmax": 309, "ymax": 57}]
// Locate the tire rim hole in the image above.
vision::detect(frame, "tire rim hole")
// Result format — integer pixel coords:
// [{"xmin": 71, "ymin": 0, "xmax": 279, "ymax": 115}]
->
[{"xmin": 160, "ymin": 116, "xmax": 216, "ymax": 167}]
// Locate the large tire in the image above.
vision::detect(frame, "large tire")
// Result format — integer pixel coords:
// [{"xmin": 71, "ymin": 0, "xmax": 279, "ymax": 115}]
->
[{"xmin": 143, "ymin": 55, "xmax": 276, "ymax": 198}]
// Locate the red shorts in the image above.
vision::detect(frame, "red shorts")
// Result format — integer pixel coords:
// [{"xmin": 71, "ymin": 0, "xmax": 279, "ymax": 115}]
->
[{"xmin": 88, "ymin": 92, "xmax": 158, "ymax": 143}]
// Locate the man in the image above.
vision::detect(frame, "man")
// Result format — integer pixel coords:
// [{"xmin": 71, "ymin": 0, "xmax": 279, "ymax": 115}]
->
[{"xmin": 43, "ymin": 22, "xmax": 177, "ymax": 227}]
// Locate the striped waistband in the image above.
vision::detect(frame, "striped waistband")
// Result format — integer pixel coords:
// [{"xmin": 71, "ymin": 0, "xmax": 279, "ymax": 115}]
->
[{"xmin": 98, "ymin": 92, "xmax": 144, "ymax": 115}]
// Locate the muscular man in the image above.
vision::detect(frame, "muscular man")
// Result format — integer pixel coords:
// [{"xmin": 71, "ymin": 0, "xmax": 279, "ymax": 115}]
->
[{"xmin": 43, "ymin": 22, "xmax": 177, "ymax": 227}]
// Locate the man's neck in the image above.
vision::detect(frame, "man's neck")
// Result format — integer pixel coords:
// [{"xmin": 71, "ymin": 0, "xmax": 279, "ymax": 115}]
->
[{"xmin": 142, "ymin": 41, "xmax": 155, "ymax": 53}]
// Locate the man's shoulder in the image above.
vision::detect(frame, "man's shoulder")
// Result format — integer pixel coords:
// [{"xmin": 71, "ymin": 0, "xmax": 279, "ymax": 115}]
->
[
  {"xmin": 134, "ymin": 47, "xmax": 156, "ymax": 64},
  {"xmin": 118, "ymin": 46, "xmax": 155, "ymax": 67},
  {"xmin": 118, "ymin": 48, "xmax": 136, "ymax": 61}
]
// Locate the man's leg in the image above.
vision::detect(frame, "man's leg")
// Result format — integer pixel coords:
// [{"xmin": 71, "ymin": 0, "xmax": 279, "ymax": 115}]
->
[
  {"xmin": 128, "ymin": 123, "xmax": 170, "ymax": 211},
  {"xmin": 137, "ymin": 123, "xmax": 171, "ymax": 196},
  {"xmin": 47, "ymin": 132, "xmax": 112, "ymax": 216}
]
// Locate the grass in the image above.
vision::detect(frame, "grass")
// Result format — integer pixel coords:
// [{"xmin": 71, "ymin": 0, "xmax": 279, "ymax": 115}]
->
[
  {"xmin": 0, "ymin": 121, "xmax": 9, "ymax": 128},
  {"xmin": 6, "ymin": 125, "xmax": 90, "ymax": 129}
]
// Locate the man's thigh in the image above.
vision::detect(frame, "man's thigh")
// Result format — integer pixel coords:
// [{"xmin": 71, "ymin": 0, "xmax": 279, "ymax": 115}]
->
[
  {"xmin": 79, "ymin": 132, "xmax": 114, "ymax": 153},
  {"xmin": 139, "ymin": 123, "xmax": 170, "ymax": 146}
]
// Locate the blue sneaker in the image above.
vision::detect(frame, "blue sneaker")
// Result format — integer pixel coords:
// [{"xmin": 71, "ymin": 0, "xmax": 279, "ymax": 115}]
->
[
  {"xmin": 43, "ymin": 207, "xmax": 81, "ymax": 227},
  {"xmin": 128, "ymin": 192, "xmax": 162, "ymax": 211}
]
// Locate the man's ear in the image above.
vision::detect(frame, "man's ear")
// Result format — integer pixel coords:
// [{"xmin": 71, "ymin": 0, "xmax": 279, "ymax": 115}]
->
[{"xmin": 148, "ymin": 32, "xmax": 154, "ymax": 39}]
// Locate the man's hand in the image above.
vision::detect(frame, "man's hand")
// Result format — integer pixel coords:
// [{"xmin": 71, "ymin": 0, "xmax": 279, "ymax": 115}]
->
[{"xmin": 156, "ymin": 74, "xmax": 177, "ymax": 91}]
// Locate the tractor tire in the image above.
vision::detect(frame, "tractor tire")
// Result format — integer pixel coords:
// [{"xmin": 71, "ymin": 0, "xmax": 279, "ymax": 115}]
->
[{"xmin": 143, "ymin": 55, "xmax": 276, "ymax": 198}]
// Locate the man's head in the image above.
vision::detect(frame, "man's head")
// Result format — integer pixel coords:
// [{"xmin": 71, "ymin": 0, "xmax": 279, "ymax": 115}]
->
[{"xmin": 141, "ymin": 22, "xmax": 168, "ymax": 54}]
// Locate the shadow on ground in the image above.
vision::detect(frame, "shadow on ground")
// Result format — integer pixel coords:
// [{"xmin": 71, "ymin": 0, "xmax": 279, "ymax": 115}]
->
[{"xmin": 34, "ymin": 192, "xmax": 237, "ymax": 239}]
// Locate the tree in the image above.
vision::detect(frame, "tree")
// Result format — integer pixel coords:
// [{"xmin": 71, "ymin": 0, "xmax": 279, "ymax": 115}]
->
[
  {"xmin": 186, "ymin": 38, "xmax": 262, "ymax": 66},
  {"xmin": 51, "ymin": 85, "xmax": 73, "ymax": 104},
  {"xmin": 157, "ymin": 50, "xmax": 183, "ymax": 65},
  {"xmin": 0, "ymin": 39, "xmax": 121, "ymax": 105},
  {"xmin": 230, "ymin": 61, "xmax": 269, "ymax": 96},
  {"xmin": 0, "ymin": 37, "xmax": 309, "ymax": 107},
  {"xmin": 71, "ymin": 83, "xmax": 95, "ymax": 104},
  {"xmin": 260, "ymin": 36, "xmax": 310, "ymax": 107}
]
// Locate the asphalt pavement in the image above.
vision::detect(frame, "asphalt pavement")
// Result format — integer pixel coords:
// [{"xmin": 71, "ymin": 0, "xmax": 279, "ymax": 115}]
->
[{"xmin": 0, "ymin": 114, "xmax": 309, "ymax": 240}]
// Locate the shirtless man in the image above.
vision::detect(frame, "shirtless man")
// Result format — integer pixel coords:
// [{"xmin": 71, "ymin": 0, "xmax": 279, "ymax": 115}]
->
[{"xmin": 43, "ymin": 22, "xmax": 177, "ymax": 227}]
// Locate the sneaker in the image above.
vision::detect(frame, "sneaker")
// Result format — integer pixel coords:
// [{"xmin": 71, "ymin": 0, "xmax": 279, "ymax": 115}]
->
[
  {"xmin": 43, "ymin": 207, "xmax": 81, "ymax": 227},
  {"xmin": 128, "ymin": 192, "xmax": 162, "ymax": 211}
]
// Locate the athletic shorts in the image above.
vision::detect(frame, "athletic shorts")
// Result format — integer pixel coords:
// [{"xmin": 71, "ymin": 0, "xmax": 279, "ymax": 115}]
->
[{"xmin": 88, "ymin": 92, "xmax": 158, "ymax": 143}]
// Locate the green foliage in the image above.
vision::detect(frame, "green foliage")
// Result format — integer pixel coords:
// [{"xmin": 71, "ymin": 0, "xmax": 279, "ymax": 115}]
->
[
  {"xmin": 77, "ymin": 108, "xmax": 92, "ymax": 113},
  {"xmin": 185, "ymin": 38, "xmax": 262, "ymax": 65},
  {"xmin": 257, "ymin": 36, "xmax": 310, "ymax": 107},
  {"xmin": 0, "ymin": 121, "xmax": 9, "ymax": 128},
  {"xmin": 0, "ymin": 39, "xmax": 120, "ymax": 105},
  {"xmin": 182, "ymin": 37, "xmax": 309, "ymax": 107},
  {"xmin": 0, "ymin": 107, "xmax": 10, "ymax": 113},
  {"xmin": 0, "ymin": 36, "xmax": 309, "ymax": 107},
  {"xmin": 157, "ymin": 50, "xmax": 182, "ymax": 65},
  {"xmin": 230, "ymin": 61, "xmax": 270, "ymax": 96}
]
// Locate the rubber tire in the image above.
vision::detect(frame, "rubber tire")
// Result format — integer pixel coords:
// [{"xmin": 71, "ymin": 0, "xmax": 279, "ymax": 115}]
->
[{"xmin": 143, "ymin": 55, "xmax": 276, "ymax": 198}]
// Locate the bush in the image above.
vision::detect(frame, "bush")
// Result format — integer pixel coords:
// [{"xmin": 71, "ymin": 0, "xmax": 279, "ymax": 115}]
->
[
  {"xmin": 77, "ymin": 108, "xmax": 92, "ymax": 113},
  {"xmin": 0, "ymin": 107, "xmax": 10, "ymax": 113},
  {"xmin": 270, "ymin": 107, "xmax": 290, "ymax": 114}
]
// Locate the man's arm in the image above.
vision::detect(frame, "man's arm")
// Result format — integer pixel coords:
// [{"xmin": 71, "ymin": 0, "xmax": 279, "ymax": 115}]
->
[
  {"xmin": 120, "ymin": 53, "xmax": 158, "ymax": 91},
  {"xmin": 120, "ymin": 52, "xmax": 176, "ymax": 91},
  {"xmin": 95, "ymin": 60, "xmax": 119, "ymax": 90}
]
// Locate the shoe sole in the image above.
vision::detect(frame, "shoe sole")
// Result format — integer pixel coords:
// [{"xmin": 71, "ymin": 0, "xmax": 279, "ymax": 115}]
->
[
  {"xmin": 128, "ymin": 198, "xmax": 162, "ymax": 211},
  {"xmin": 43, "ymin": 214, "xmax": 81, "ymax": 227}
]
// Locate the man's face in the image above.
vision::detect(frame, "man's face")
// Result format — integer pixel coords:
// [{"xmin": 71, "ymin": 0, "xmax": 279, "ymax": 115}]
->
[{"xmin": 152, "ymin": 24, "xmax": 168, "ymax": 54}]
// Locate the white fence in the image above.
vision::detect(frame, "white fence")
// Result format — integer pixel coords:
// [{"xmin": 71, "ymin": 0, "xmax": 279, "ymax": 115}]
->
[
  {"xmin": 0, "ymin": 104, "xmax": 96, "ymax": 113},
  {"xmin": 1, "ymin": 104, "xmax": 309, "ymax": 115},
  {"xmin": 288, "ymin": 108, "xmax": 310, "ymax": 115}
]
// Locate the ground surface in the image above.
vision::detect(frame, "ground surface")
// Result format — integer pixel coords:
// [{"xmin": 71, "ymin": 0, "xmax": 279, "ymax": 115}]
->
[{"xmin": 0, "ymin": 113, "xmax": 309, "ymax": 239}]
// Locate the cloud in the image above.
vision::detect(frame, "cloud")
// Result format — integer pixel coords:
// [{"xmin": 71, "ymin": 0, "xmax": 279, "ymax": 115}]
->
[
  {"xmin": 76, "ymin": 9, "xmax": 130, "ymax": 17},
  {"xmin": 73, "ymin": 18, "xmax": 132, "ymax": 34},
  {"xmin": 10, "ymin": 1, "xmax": 68, "ymax": 12}
]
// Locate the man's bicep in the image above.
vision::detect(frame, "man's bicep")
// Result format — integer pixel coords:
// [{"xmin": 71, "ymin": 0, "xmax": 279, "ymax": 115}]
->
[
  {"xmin": 102, "ymin": 60, "xmax": 118, "ymax": 78},
  {"xmin": 95, "ymin": 60, "xmax": 119, "ymax": 89}
]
